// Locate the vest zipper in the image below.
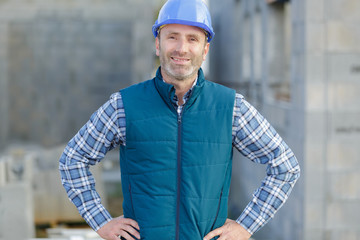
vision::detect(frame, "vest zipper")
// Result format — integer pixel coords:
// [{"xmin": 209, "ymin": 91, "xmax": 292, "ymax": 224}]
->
[
  {"xmin": 172, "ymin": 89, "xmax": 192, "ymax": 240},
  {"xmin": 175, "ymin": 111, "xmax": 182, "ymax": 240},
  {"xmin": 210, "ymin": 189, "xmax": 223, "ymax": 231}
]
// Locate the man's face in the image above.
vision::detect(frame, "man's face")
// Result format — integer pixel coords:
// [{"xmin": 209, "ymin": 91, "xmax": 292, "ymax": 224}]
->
[{"xmin": 156, "ymin": 24, "xmax": 210, "ymax": 82}]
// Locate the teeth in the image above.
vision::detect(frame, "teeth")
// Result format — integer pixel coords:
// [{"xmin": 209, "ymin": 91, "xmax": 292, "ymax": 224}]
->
[{"xmin": 172, "ymin": 57, "xmax": 188, "ymax": 62}]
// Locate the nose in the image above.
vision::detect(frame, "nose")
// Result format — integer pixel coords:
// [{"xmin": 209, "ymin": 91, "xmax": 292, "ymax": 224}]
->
[{"xmin": 175, "ymin": 38, "xmax": 188, "ymax": 55}]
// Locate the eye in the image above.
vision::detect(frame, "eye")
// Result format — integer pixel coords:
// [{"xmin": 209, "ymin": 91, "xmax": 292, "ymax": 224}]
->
[{"xmin": 189, "ymin": 37, "xmax": 198, "ymax": 42}]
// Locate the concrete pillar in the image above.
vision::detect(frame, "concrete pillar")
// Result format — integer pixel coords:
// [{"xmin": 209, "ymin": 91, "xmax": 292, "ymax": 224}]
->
[
  {"xmin": 0, "ymin": 149, "xmax": 35, "ymax": 240},
  {"xmin": 0, "ymin": 183, "xmax": 35, "ymax": 240},
  {"xmin": 0, "ymin": 23, "xmax": 8, "ymax": 150}
]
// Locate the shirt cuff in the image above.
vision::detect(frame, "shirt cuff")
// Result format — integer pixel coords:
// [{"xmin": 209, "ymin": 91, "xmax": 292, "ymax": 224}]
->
[
  {"xmin": 236, "ymin": 201, "xmax": 267, "ymax": 235},
  {"xmin": 82, "ymin": 203, "xmax": 113, "ymax": 231}
]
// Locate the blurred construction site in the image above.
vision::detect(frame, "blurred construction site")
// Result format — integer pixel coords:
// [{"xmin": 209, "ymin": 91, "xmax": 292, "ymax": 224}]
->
[{"xmin": 0, "ymin": 0, "xmax": 359, "ymax": 240}]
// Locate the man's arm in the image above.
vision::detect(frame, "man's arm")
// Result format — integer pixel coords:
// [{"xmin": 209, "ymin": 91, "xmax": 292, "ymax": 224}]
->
[
  {"xmin": 59, "ymin": 92, "xmax": 125, "ymax": 231},
  {"xmin": 206, "ymin": 93, "xmax": 300, "ymax": 239},
  {"xmin": 232, "ymin": 93, "xmax": 300, "ymax": 235}
]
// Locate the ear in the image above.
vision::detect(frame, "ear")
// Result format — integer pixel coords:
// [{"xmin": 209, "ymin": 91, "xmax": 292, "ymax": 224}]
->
[
  {"xmin": 202, "ymin": 43, "xmax": 210, "ymax": 61},
  {"xmin": 155, "ymin": 37, "xmax": 160, "ymax": 56}
]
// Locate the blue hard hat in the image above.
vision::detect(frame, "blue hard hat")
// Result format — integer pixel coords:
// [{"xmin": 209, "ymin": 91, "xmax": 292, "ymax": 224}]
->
[{"xmin": 152, "ymin": 0, "xmax": 215, "ymax": 42}]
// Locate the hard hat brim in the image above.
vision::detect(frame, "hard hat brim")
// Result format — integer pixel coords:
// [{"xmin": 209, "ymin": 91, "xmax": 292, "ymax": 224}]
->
[{"xmin": 152, "ymin": 19, "xmax": 214, "ymax": 42}]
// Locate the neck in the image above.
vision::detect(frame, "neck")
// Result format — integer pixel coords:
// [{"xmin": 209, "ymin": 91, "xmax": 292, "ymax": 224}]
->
[{"xmin": 161, "ymin": 70, "xmax": 197, "ymax": 105}]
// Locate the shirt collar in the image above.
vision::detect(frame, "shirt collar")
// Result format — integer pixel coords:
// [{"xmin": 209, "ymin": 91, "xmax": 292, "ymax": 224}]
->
[
  {"xmin": 164, "ymin": 77, "xmax": 198, "ymax": 106},
  {"xmin": 154, "ymin": 67, "xmax": 206, "ymax": 111}
]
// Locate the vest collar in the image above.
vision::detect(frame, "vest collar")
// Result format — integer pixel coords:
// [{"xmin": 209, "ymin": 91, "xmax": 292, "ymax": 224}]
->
[{"xmin": 154, "ymin": 67, "xmax": 205, "ymax": 111}]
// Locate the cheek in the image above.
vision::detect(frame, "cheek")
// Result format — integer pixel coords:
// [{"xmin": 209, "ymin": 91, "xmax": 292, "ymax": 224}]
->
[{"xmin": 195, "ymin": 48, "xmax": 206, "ymax": 61}]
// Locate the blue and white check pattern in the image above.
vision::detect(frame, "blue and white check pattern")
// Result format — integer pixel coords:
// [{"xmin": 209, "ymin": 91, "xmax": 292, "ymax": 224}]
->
[
  {"xmin": 59, "ymin": 91, "xmax": 300, "ymax": 235},
  {"xmin": 232, "ymin": 96, "xmax": 300, "ymax": 234}
]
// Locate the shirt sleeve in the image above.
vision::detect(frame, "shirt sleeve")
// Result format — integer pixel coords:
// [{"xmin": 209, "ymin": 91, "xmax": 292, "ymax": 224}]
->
[
  {"xmin": 59, "ymin": 92, "xmax": 126, "ymax": 231},
  {"xmin": 232, "ymin": 93, "xmax": 300, "ymax": 235}
]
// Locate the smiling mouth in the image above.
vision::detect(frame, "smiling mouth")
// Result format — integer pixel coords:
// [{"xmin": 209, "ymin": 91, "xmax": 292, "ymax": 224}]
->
[{"xmin": 171, "ymin": 57, "xmax": 190, "ymax": 63}]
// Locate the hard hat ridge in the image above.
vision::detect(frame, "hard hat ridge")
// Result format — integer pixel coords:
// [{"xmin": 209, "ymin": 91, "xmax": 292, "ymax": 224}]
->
[{"xmin": 152, "ymin": 0, "xmax": 215, "ymax": 42}]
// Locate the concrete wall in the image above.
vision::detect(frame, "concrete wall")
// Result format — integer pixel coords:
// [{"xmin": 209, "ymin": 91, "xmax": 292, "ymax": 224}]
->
[
  {"xmin": 0, "ymin": 0, "xmax": 154, "ymax": 148},
  {"xmin": 209, "ymin": 0, "xmax": 360, "ymax": 239},
  {"xmin": 0, "ymin": 1, "xmax": 155, "ymax": 238},
  {"xmin": 304, "ymin": 0, "xmax": 360, "ymax": 239}
]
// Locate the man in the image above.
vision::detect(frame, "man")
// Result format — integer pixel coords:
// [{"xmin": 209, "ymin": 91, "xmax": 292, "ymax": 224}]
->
[{"xmin": 59, "ymin": 0, "xmax": 300, "ymax": 239}]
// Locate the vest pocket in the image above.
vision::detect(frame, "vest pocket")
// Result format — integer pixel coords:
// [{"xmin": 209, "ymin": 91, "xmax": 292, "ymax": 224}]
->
[{"xmin": 210, "ymin": 189, "xmax": 223, "ymax": 231}]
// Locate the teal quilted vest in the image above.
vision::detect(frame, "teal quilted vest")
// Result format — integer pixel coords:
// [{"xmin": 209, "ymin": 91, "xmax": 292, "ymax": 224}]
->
[{"xmin": 120, "ymin": 68, "xmax": 235, "ymax": 240}]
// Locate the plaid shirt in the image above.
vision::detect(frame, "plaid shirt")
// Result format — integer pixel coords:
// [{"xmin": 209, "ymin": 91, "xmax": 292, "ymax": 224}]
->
[{"xmin": 59, "ymin": 90, "xmax": 300, "ymax": 235}]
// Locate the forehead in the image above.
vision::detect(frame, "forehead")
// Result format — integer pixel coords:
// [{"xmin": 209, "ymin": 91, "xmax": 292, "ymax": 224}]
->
[{"xmin": 160, "ymin": 24, "xmax": 206, "ymax": 37}]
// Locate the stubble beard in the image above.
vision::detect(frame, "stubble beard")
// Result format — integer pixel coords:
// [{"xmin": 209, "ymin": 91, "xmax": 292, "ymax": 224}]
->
[{"xmin": 159, "ymin": 47, "xmax": 204, "ymax": 82}]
